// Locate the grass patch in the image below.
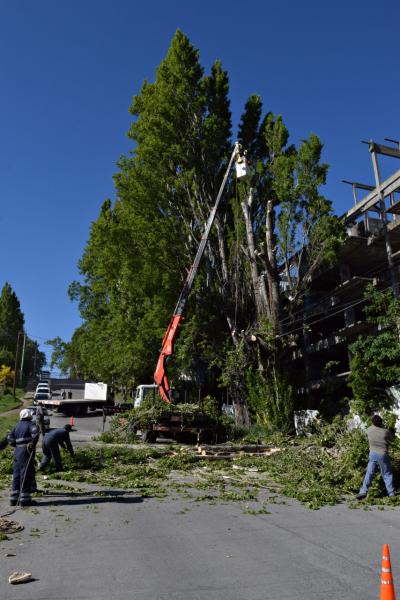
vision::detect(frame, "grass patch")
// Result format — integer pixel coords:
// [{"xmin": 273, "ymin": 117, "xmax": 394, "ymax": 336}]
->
[
  {"xmin": 0, "ymin": 449, "xmax": 14, "ymax": 488},
  {"xmin": 0, "ymin": 415, "xmax": 18, "ymax": 440},
  {"xmin": 0, "ymin": 393, "xmax": 21, "ymax": 414}
]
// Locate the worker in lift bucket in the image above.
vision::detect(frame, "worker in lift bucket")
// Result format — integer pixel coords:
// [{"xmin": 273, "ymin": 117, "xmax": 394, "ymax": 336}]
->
[
  {"xmin": 39, "ymin": 424, "xmax": 75, "ymax": 472},
  {"xmin": 7, "ymin": 409, "xmax": 39, "ymax": 506}
]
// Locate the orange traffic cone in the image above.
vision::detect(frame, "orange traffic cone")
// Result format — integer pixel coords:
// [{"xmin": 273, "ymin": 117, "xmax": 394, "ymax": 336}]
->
[
  {"xmin": 69, "ymin": 416, "xmax": 75, "ymax": 428},
  {"xmin": 380, "ymin": 544, "xmax": 396, "ymax": 600}
]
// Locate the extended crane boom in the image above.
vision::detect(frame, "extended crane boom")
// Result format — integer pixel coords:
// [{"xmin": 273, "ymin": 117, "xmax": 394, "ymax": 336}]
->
[{"xmin": 154, "ymin": 142, "xmax": 246, "ymax": 402}]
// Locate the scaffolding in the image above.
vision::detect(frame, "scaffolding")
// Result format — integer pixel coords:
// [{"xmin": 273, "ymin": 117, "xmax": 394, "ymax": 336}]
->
[{"xmin": 292, "ymin": 139, "xmax": 400, "ymax": 405}]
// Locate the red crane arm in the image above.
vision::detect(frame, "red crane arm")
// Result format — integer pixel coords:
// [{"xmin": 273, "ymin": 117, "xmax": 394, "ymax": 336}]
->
[
  {"xmin": 154, "ymin": 314, "xmax": 183, "ymax": 403},
  {"xmin": 154, "ymin": 143, "xmax": 243, "ymax": 403}
]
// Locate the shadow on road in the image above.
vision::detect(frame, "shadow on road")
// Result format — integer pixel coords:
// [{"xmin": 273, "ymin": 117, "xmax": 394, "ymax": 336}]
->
[{"xmin": 35, "ymin": 489, "xmax": 144, "ymax": 507}]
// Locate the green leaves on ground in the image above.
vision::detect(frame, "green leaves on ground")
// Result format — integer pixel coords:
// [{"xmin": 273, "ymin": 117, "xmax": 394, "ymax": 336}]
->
[{"xmin": 0, "ymin": 419, "xmax": 398, "ymax": 510}]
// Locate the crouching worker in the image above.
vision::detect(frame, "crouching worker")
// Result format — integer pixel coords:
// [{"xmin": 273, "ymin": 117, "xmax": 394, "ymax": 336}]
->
[
  {"xmin": 39, "ymin": 424, "xmax": 74, "ymax": 472},
  {"xmin": 7, "ymin": 409, "xmax": 39, "ymax": 507},
  {"xmin": 357, "ymin": 414, "xmax": 396, "ymax": 500}
]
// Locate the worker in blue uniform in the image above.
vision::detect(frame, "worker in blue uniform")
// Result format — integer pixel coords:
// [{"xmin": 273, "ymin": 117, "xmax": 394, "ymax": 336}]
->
[
  {"xmin": 7, "ymin": 409, "xmax": 39, "ymax": 507},
  {"xmin": 39, "ymin": 424, "xmax": 74, "ymax": 472}
]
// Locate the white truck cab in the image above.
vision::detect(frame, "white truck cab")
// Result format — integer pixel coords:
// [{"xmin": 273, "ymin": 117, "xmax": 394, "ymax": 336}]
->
[{"xmin": 134, "ymin": 384, "xmax": 159, "ymax": 408}]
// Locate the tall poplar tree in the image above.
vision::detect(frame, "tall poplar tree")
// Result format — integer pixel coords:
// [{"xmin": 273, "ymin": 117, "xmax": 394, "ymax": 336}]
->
[
  {"xmin": 0, "ymin": 282, "xmax": 24, "ymax": 356},
  {"xmin": 67, "ymin": 30, "xmax": 344, "ymax": 429}
]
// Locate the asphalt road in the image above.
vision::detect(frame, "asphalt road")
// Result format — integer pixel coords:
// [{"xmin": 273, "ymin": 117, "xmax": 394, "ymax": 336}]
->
[
  {"xmin": 49, "ymin": 410, "xmax": 109, "ymax": 445},
  {"xmin": 0, "ymin": 483, "xmax": 399, "ymax": 599},
  {"xmin": 0, "ymin": 413, "xmax": 399, "ymax": 599}
]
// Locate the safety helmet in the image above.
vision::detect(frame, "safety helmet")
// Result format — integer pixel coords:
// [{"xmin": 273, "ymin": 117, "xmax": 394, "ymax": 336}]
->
[{"xmin": 20, "ymin": 408, "xmax": 32, "ymax": 420}]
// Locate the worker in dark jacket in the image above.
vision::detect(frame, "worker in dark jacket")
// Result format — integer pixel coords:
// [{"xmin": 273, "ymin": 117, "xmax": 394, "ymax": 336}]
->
[
  {"xmin": 7, "ymin": 409, "xmax": 39, "ymax": 506},
  {"xmin": 39, "ymin": 424, "xmax": 74, "ymax": 472},
  {"xmin": 357, "ymin": 414, "xmax": 396, "ymax": 500},
  {"xmin": 36, "ymin": 402, "xmax": 45, "ymax": 438}
]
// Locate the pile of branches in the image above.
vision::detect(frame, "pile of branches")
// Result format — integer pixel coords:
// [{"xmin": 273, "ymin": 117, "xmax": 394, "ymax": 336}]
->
[
  {"xmin": 101, "ymin": 397, "xmax": 233, "ymax": 444},
  {"xmin": 130, "ymin": 401, "xmax": 212, "ymax": 429}
]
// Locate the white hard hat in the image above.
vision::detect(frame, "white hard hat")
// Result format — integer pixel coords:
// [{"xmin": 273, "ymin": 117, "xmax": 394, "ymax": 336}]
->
[{"xmin": 20, "ymin": 408, "xmax": 31, "ymax": 420}]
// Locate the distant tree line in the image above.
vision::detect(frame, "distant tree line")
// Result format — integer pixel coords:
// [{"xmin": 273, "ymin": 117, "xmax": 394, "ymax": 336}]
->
[
  {"xmin": 49, "ymin": 31, "xmax": 344, "ymax": 428},
  {"xmin": 0, "ymin": 282, "xmax": 46, "ymax": 385}
]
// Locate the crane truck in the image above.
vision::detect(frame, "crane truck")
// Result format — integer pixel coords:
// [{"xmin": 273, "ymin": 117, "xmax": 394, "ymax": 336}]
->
[{"xmin": 137, "ymin": 142, "xmax": 248, "ymax": 441}]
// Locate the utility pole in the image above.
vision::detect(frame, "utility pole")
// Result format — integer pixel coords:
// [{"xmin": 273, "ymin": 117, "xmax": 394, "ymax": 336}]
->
[
  {"xmin": 19, "ymin": 332, "xmax": 26, "ymax": 385},
  {"xmin": 12, "ymin": 331, "xmax": 23, "ymax": 398},
  {"xmin": 33, "ymin": 344, "xmax": 38, "ymax": 378}
]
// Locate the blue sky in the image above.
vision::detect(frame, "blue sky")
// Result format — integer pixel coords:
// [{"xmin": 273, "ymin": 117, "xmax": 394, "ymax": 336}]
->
[{"xmin": 1, "ymin": 0, "xmax": 399, "ymax": 368}]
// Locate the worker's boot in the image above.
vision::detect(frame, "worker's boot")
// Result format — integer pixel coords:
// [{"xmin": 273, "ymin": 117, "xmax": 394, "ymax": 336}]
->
[
  {"xmin": 19, "ymin": 492, "xmax": 35, "ymax": 507},
  {"xmin": 20, "ymin": 499, "xmax": 37, "ymax": 507},
  {"xmin": 9, "ymin": 491, "xmax": 18, "ymax": 506}
]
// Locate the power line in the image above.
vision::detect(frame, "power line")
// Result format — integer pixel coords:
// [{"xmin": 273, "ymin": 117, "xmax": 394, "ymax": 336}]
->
[
  {"xmin": 278, "ymin": 259, "xmax": 396, "ymax": 332},
  {"xmin": 278, "ymin": 254, "xmax": 394, "ymax": 328},
  {"xmin": 277, "ymin": 285, "xmax": 393, "ymax": 341},
  {"xmin": 276, "ymin": 296, "xmax": 369, "ymax": 340}
]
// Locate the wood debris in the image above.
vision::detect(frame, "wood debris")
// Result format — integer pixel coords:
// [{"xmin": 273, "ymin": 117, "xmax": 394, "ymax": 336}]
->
[
  {"xmin": 8, "ymin": 571, "xmax": 33, "ymax": 585},
  {"xmin": 0, "ymin": 518, "xmax": 24, "ymax": 534},
  {"xmin": 195, "ymin": 444, "xmax": 281, "ymax": 460}
]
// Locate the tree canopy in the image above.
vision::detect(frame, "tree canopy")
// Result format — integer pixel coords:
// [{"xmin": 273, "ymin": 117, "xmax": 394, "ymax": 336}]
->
[
  {"xmin": 59, "ymin": 30, "xmax": 343, "ymax": 427},
  {"xmin": 349, "ymin": 285, "xmax": 400, "ymax": 416},
  {"xmin": 0, "ymin": 282, "xmax": 24, "ymax": 355},
  {"xmin": 0, "ymin": 282, "xmax": 46, "ymax": 382}
]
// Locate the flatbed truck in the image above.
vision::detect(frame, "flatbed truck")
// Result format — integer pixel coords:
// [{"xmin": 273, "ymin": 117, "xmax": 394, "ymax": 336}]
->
[{"xmin": 41, "ymin": 382, "xmax": 113, "ymax": 416}]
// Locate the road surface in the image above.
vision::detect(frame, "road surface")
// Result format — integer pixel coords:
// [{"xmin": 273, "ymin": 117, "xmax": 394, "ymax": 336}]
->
[
  {"xmin": 49, "ymin": 410, "xmax": 109, "ymax": 444},
  {"xmin": 0, "ymin": 478, "xmax": 398, "ymax": 599},
  {"xmin": 0, "ymin": 411, "xmax": 398, "ymax": 599}
]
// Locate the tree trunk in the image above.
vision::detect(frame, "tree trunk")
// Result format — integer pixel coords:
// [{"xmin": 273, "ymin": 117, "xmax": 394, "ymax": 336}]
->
[
  {"xmin": 234, "ymin": 397, "xmax": 251, "ymax": 427},
  {"xmin": 241, "ymin": 189, "xmax": 270, "ymax": 321},
  {"xmin": 265, "ymin": 199, "xmax": 281, "ymax": 334}
]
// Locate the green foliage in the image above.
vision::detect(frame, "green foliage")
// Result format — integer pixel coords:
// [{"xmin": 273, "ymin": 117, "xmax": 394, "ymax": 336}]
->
[
  {"xmin": 65, "ymin": 31, "xmax": 234, "ymax": 389},
  {"xmin": 262, "ymin": 370, "xmax": 293, "ymax": 432},
  {"xmin": 1, "ymin": 416, "xmax": 397, "ymax": 511},
  {"xmin": 23, "ymin": 338, "xmax": 46, "ymax": 378},
  {"xmin": 0, "ymin": 365, "xmax": 14, "ymax": 386},
  {"xmin": 63, "ymin": 30, "xmax": 344, "ymax": 434},
  {"xmin": 245, "ymin": 368, "xmax": 294, "ymax": 432},
  {"xmin": 0, "ymin": 284, "xmax": 45, "ymax": 379},
  {"xmin": 235, "ymin": 101, "xmax": 344, "ymax": 428},
  {"xmin": 0, "ymin": 392, "xmax": 20, "ymax": 412},
  {"xmin": 349, "ymin": 285, "xmax": 400, "ymax": 416},
  {"xmin": 200, "ymin": 395, "xmax": 218, "ymax": 418},
  {"xmin": 219, "ymin": 340, "xmax": 247, "ymax": 402},
  {"xmin": 0, "ymin": 415, "xmax": 18, "ymax": 443},
  {"xmin": 112, "ymin": 400, "xmax": 222, "ymax": 436},
  {"xmin": 0, "ymin": 283, "xmax": 24, "ymax": 355},
  {"xmin": 46, "ymin": 337, "xmax": 68, "ymax": 373},
  {"xmin": 0, "ymin": 348, "xmax": 13, "ymax": 368}
]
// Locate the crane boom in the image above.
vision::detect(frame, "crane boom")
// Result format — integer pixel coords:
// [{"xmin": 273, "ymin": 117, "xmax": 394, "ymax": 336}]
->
[{"xmin": 154, "ymin": 142, "xmax": 245, "ymax": 402}]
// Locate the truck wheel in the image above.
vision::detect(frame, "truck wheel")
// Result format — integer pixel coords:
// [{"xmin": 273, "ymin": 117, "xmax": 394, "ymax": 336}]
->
[
  {"xmin": 78, "ymin": 404, "xmax": 88, "ymax": 417},
  {"xmin": 142, "ymin": 430, "xmax": 157, "ymax": 443}
]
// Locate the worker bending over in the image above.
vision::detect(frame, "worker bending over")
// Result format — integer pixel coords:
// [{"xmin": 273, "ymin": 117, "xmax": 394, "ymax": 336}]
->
[
  {"xmin": 39, "ymin": 424, "xmax": 74, "ymax": 472},
  {"xmin": 7, "ymin": 409, "xmax": 39, "ymax": 507}
]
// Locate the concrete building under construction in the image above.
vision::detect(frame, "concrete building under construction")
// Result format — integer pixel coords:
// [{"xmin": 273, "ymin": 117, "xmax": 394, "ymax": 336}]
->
[{"xmin": 292, "ymin": 139, "xmax": 400, "ymax": 409}]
